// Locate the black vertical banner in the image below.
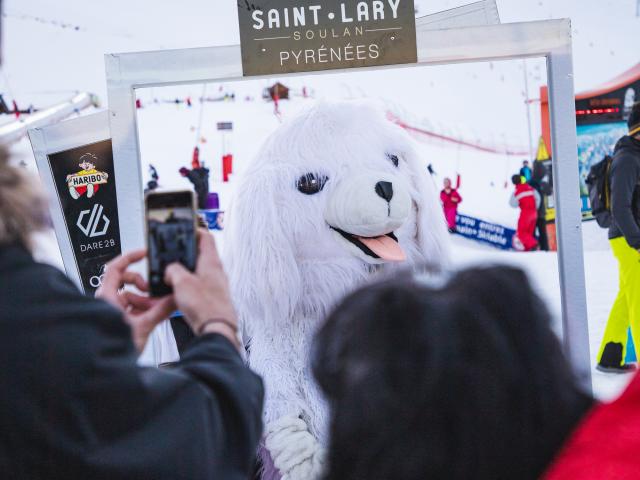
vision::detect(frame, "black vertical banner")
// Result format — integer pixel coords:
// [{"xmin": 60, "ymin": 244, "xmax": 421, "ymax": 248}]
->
[{"xmin": 47, "ymin": 140, "xmax": 121, "ymax": 295}]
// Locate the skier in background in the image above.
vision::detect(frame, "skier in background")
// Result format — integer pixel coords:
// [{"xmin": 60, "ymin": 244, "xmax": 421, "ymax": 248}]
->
[
  {"xmin": 520, "ymin": 160, "xmax": 533, "ymax": 182},
  {"xmin": 180, "ymin": 156, "xmax": 210, "ymax": 210},
  {"xmin": 510, "ymin": 174, "xmax": 540, "ymax": 251},
  {"xmin": 192, "ymin": 146, "xmax": 200, "ymax": 169},
  {"xmin": 529, "ymin": 161, "xmax": 552, "ymax": 251},
  {"xmin": 440, "ymin": 175, "xmax": 462, "ymax": 233},
  {"xmin": 145, "ymin": 164, "xmax": 159, "ymax": 193},
  {"xmin": 596, "ymin": 102, "xmax": 640, "ymax": 373}
]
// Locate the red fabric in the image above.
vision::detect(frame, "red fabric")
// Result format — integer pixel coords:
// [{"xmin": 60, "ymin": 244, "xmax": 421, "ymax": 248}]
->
[
  {"xmin": 545, "ymin": 373, "xmax": 640, "ymax": 480},
  {"xmin": 514, "ymin": 184, "xmax": 538, "ymax": 251},
  {"xmin": 517, "ymin": 210, "xmax": 538, "ymax": 251},
  {"xmin": 515, "ymin": 183, "xmax": 537, "ymax": 211},
  {"xmin": 222, "ymin": 154, "xmax": 233, "ymax": 183},
  {"xmin": 70, "ymin": 185, "xmax": 100, "ymax": 197},
  {"xmin": 441, "ymin": 189, "xmax": 462, "ymax": 230},
  {"xmin": 192, "ymin": 147, "xmax": 201, "ymax": 169}
]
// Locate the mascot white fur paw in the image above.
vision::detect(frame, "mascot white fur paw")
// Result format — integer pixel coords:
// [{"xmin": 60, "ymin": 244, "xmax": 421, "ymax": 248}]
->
[{"xmin": 224, "ymin": 101, "xmax": 450, "ymax": 480}]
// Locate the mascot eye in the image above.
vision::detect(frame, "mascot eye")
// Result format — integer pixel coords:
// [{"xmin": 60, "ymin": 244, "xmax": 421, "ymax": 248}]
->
[
  {"xmin": 297, "ymin": 173, "xmax": 328, "ymax": 195},
  {"xmin": 387, "ymin": 154, "xmax": 400, "ymax": 167}
]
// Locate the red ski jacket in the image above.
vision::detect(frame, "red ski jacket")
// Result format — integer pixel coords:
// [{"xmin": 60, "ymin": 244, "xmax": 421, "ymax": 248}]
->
[
  {"xmin": 440, "ymin": 189, "xmax": 462, "ymax": 209},
  {"xmin": 544, "ymin": 373, "xmax": 640, "ymax": 479},
  {"xmin": 513, "ymin": 183, "xmax": 538, "ymax": 211}
]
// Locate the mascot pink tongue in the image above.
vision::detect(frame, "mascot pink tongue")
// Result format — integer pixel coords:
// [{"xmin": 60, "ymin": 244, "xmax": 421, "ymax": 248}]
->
[{"xmin": 356, "ymin": 235, "xmax": 406, "ymax": 262}]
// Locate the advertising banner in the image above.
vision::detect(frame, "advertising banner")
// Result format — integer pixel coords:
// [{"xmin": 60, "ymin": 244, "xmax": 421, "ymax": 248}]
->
[
  {"xmin": 216, "ymin": 122, "xmax": 233, "ymax": 131},
  {"xmin": 47, "ymin": 140, "xmax": 121, "ymax": 294},
  {"xmin": 237, "ymin": 0, "xmax": 417, "ymax": 76},
  {"xmin": 575, "ymin": 74, "xmax": 640, "ymax": 127},
  {"xmin": 455, "ymin": 214, "xmax": 516, "ymax": 251}
]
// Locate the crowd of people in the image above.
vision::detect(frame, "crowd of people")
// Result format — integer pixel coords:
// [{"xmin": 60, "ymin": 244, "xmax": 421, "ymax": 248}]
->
[
  {"xmin": 436, "ymin": 158, "xmax": 551, "ymax": 251},
  {"xmin": 504, "ymin": 159, "xmax": 552, "ymax": 252},
  {"xmin": 2, "ymin": 103, "xmax": 640, "ymax": 478}
]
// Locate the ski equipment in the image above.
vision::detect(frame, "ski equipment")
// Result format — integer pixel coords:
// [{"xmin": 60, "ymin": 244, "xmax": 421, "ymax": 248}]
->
[{"xmin": 586, "ymin": 155, "xmax": 613, "ymax": 228}]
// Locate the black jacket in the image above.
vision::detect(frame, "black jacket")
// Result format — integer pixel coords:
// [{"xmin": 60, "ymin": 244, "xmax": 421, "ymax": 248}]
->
[
  {"xmin": 0, "ymin": 245, "xmax": 263, "ymax": 480},
  {"xmin": 609, "ymin": 135, "xmax": 640, "ymax": 248}
]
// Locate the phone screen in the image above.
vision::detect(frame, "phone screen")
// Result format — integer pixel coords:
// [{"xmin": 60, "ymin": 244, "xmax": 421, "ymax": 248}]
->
[{"xmin": 146, "ymin": 190, "xmax": 197, "ymax": 296}]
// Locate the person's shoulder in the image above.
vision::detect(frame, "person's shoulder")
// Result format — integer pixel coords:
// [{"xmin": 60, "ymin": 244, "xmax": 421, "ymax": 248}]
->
[
  {"xmin": 613, "ymin": 136, "xmax": 640, "ymax": 161},
  {"xmin": 612, "ymin": 146, "xmax": 640, "ymax": 173},
  {"xmin": 0, "ymin": 255, "xmax": 121, "ymax": 328},
  {"xmin": 14, "ymin": 258, "xmax": 82, "ymax": 298}
]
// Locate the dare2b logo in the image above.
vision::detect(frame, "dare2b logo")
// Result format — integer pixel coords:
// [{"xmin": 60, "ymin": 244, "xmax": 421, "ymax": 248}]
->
[
  {"xmin": 66, "ymin": 153, "xmax": 109, "ymax": 200},
  {"xmin": 47, "ymin": 139, "xmax": 121, "ymax": 295}
]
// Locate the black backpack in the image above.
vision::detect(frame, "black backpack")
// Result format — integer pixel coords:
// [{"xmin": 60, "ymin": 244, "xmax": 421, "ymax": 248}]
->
[{"xmin": 585, "ymin": 155, "xmax": 613, "ymax": 228}]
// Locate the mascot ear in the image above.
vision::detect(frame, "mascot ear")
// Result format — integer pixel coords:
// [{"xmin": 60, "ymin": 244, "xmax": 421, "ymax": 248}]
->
[
  {"xmin": 224, "ymin": 169, "xmax": 302, "ymax": 340},
  {"xmin": 403, "ymin": 146, "xmax": 451, "ymax": 270}
]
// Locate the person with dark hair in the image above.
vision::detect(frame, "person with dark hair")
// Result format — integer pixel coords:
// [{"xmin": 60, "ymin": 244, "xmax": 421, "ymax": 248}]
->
[
  {"xmin": 529, "ymin": 160, "xmax": 552, "ymax": 251},
  {"xmin": 0, "ymin": 149, "xmax": 264, "ymax": 478},
  {"xmin": 520, "ymin": 159, "xmax": 533, "ymax": 182},
  {"xmin": 510, "ymin": 173, "xmax": 541, "ymax": 251},
  {"xmin": 180, "ymin": 159, "xmax": 210, "ymax": 210},
  {"xmin": 145, "ymin": 163, "xmax": 159, "ymax": 193},
  {"xmin": 596, "ymin": 101, "xmax": 640, "ymax": 373},
  {"xmin": 312, "ymin": 266, "xmax": 592, "ymax": 480}
]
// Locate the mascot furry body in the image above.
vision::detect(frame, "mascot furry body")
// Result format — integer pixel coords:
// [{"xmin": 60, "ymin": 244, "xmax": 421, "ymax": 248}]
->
[{"xmin": 224, "ymin": 101, "xmax": 450, "ymax": 479}]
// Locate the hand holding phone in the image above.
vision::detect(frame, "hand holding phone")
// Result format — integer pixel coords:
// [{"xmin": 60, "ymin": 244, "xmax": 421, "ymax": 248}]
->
[
  {"xmin": 164, "ymin": 230, "xmax": 240, "ymax": 349},
  {"xmin": 95, "ymin": 250, "xmax": 176, "ymax": 352},
  {"xmin": 146, "ymin": 190, "xmax": 198, "ymax": 297}
]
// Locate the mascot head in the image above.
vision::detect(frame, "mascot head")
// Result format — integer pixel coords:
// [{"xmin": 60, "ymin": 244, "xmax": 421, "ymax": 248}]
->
[{"xmin": 225, "ymin": 101, "xmax": 449, "ymax": 331}]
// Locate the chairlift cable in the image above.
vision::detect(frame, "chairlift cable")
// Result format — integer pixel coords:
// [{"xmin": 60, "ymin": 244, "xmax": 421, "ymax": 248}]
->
[{"xmin": 195, "ymin": 83, "xmax": 207, "ymax": 145}]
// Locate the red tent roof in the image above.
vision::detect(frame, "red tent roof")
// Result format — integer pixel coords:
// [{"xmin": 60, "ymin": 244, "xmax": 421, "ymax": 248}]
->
[{"xmin": 575, "ymin": 63, "xmax": 640, "ymax": 100}]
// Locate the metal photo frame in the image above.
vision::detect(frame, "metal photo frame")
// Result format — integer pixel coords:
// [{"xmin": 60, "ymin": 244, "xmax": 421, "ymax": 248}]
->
[{"xmin": 105, "ymin": 15, "xmax": 591, "ymax": 388}]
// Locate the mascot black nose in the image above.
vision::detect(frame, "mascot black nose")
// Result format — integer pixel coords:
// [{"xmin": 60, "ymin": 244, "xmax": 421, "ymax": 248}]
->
[{"xmin": 375, "ymin": 181, "xmax": 394, "ymax": 202}]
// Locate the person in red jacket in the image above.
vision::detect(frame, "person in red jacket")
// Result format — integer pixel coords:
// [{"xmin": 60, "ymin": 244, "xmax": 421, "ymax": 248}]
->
[
  {"xmin": 510, "ymin": 174, "xmax": 540, "ymax": 251},
  {"xmin": 440, "ymin": 175, "xmax": 462, "ymax": 233},
  {"xmin": 544, "ymin": 372, "xmax": 640, "ymax": 479}
]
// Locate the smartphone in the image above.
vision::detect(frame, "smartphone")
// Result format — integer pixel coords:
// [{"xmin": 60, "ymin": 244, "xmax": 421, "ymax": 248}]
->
[{"xmin": 146, "ymin": 190, "xmax": 197, "ymax": 297}]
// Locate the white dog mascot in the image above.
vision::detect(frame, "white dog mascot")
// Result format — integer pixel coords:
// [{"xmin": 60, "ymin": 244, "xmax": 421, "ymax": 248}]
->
[{"xmin": 224, "ymin": 101, "xmax": 450, "ymax": 480}]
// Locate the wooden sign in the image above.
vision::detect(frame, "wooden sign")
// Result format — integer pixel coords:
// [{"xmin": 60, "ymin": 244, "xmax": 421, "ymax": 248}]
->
[{"xmin": 237, "ymin": 0, "xmax": 417, "ymax": 76}]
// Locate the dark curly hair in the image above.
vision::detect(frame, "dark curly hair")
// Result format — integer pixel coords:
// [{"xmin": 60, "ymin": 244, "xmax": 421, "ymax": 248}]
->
[
  {"xmin": 312, "ymin": 266, "xmax": 592, "ymax": 480},
  {"xmin": 0, "ymin": 148, "xmax": 49, "ymax": 249}
]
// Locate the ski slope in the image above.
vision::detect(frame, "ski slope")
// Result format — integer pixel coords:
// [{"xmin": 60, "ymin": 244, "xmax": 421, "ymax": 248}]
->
[{"xmin": 135, "ymin": 84, "xmax": 625, "ymax": 399}]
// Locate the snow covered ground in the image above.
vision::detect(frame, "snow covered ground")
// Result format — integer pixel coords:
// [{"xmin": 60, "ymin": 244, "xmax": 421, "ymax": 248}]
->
[
  {"xmin": 3, "ymin": 0, "xmax": 640, "ymax": 400},
  {"xmin": 134, "ymin": 83, "xmax": 628, "ymax": 399}
]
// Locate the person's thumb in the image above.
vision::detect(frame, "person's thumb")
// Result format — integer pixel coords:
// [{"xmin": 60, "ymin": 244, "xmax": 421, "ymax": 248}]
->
[
  {"xmin": 164, "ymin": 262, "xmax": 192, "ymax": 287},
  {"xmin": 140, "ymin": 295, "xmax": 176, "ymax": 328},
  {"xmin": 132, "ymin": 295, "xmax": 176, "ymax": 353}
]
